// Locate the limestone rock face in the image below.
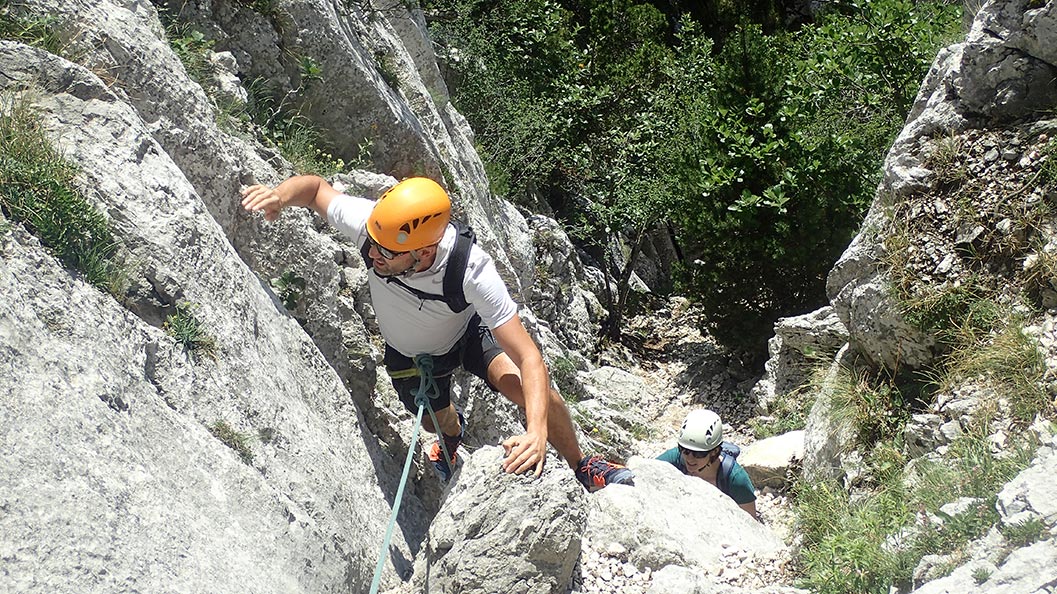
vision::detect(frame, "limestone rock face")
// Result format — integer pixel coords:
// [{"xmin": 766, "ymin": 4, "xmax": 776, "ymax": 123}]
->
[
  {"xmin": 827, "ymin": 0, "xmax": 1057, "ymax": 372},
  {"xmin": 414, "ymin": 447, "xmax": 587, "ymax": 594},
  {"xmin": 0, "ymin": 19, "xmax": 442, "ymax": 586},
  {"xmin": 750, "ymin": 306, "xmax": 848, "ymax": 413},
  {"xmin": 0, "ymin": 51, "xmax": 409, "ymax": 591},
  {"xmin": 526, "ymin": 215, "xmax": 606, "ymax": 355},
  {"xmin": 997, "ymin": 438, "xmax": 1057, "ymax": 528}
]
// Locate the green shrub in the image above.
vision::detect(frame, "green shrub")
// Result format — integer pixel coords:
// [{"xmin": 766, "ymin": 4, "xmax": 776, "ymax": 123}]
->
[
  {"xmin": 271, "ymin": 270, "xmax": 305, "ymax": 310},
  {"xmin": 209, "ymin": 420, "xmax": 254, "ymax": 464},
  {"xmin": 164, "ymin": 302, "xmax": 217, "ymax": 359},
  {"xmin": 794, "ymin": 478, "xmax": 911, "ymax": 594},
  {"xmin": 429, "ymin": 0, "xmax": 958, "ymax": 353},
  {"xmin": 298, "ymin": 55, "xmax": 323, "ymax": 84},
  {"xmin": 0, "ymin": 102, "xmax": 123, "ymax": 291}
]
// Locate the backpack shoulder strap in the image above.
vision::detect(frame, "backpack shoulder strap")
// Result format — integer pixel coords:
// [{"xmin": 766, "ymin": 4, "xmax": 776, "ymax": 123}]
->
[
  {"xmin": 359, "ymin": 221, "xmax": 476, "ymax": 313},
  {"xmin": 441, "ymin": 220, "xmax": 475, "ymax": 313},
  {"xmin": 717, "ymin": 441, "xmax": 740, "ymax": 495}
]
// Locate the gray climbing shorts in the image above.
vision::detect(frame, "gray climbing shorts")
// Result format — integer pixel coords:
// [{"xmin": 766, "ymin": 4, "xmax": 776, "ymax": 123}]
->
[{"xmin": 384, "ymin": 314, "xmax": 504, "ymax": 413}]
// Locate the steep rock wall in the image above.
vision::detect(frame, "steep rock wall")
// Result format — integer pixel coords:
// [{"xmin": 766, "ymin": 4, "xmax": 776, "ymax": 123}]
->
[{"xmin": 0, "ymin": 39, "xmax": 411, "ymax": 591}]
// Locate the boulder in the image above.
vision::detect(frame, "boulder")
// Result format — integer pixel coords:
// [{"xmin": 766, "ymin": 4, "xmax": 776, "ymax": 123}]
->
[
  {"xmin": 740, "ymin": 431, "xmax": 805, "ymax": 490},
  {"xmin": 584, "ymin": 458, "xmax": 786, "ymax": 574},
  {"xmin": 750, "ymin": 306, "xmax": 848, "ymax": 413},
  {"xmin": 800, "ymin": 345, "xmax": 859, "ymax": 483},
  {"xmin": 413, "ymin": 447, "xmax": 587, "ymax": 594}
]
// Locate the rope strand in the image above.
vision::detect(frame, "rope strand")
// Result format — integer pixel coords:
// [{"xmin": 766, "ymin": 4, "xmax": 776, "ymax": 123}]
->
[{"xmin": 368, "ymin": 353, "xmax": 451, "ymax": 593}]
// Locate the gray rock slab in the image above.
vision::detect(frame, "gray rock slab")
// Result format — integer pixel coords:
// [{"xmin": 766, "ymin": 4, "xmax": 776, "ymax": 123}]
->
[
  {"xmin": 997, "ymin": 439, "xmax": 1057, "ymax": 527},
  {"xmin": 0, "ymin": 40, "xmax": 412, "ymax": 592}
]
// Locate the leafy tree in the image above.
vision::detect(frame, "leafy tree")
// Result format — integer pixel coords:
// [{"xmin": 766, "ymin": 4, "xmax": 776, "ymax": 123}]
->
[{"xmin": 426, "ymin": 0, "xmax": 960, "ymax": 358}]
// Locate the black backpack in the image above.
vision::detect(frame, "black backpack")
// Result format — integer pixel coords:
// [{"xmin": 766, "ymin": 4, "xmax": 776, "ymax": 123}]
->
[
  {"xmin": 716, "ymin": 441, "xmax": 741, "ymax": 495},
  {"xmin": 359, "ymin": 219, "xmax": 476, "ymax": 313}
]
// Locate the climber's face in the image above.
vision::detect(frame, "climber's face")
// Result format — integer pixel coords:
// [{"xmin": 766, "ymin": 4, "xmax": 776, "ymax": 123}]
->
[
  {"xmin": 368, "ymin": 246, "xmax": 412, "ymax": 276},
  {"xmin": 681, "ymin": 446, "xmax": 719, "ymax": 477}
]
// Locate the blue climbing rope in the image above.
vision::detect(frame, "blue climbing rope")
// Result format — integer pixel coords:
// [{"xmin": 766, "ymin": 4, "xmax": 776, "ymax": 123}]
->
[{"xmin": 368, "ymin": 354, "xmax": 454, "ymax": 594}]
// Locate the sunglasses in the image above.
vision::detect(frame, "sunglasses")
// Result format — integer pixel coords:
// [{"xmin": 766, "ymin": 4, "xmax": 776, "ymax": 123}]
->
[
  {"xmin": 679, "ymin": 445, "xmax": 714, "ymax": 459},
  {"xmin": 367, "ymin": 236, "xmax": 408, "ymax": 260}
]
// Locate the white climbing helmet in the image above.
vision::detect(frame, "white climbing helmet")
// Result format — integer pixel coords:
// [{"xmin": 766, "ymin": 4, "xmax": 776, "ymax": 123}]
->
[{"xmin": 678, "ymin": 409, "xmax": 723, "ymax": 452}]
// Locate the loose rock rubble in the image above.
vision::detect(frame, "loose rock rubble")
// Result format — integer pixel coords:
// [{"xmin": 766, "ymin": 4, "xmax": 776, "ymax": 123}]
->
[{"xmin": 568, "ymin": 521, "xmax": 800, "ymax": 594}]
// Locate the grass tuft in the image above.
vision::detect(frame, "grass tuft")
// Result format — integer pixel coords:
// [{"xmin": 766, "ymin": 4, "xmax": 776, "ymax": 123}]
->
[
  {"xmin": 246, "ymin": 78, "xmax": 347, "ymax": 176},
  {"xmin": 939, "ymin": 315, "xmax": 1050, "ymax": 425},
  {"xmin": 209, "ymin": 420, "xmax": 254, "ymax": 464},
  {"xmin": 826, "ymin": 366, "xmax": 912, "ymax": 448},
  {"xmin": 999, "ymin": 517, "xmax": 1048, "ymax": 548},
  {"xmin": 164, "ymin": 301, "xmax": 217, "ymax": 359},
  {"xmin": 1038, "ymin": 137, "xmax": 1057, "ymax": 190},
  {"xmin": 0, "ymin": 101, "xmax": 123, "ymax": 291},
  {"xmin": 0, "ymin": 3, "xmax": 64, "ymax": 54}
]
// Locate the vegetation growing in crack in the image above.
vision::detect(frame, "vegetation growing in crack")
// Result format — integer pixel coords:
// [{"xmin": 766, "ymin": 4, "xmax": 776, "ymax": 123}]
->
[
  {"xmin": 164, "ymin": 301, "xmax": 217, "ymax": 359},
  {"xmin": 165, "ymin": 21, "xmax": 216, "ymax": 87},
  {"xmin": 246, "ymin": 78, "xmax": 348, "ymax": 176},
  {"xmin": 271, "ymin": 270, "xmax": 306, "ymax": 311},
  {"xmin": 0, "ymin": 101, "xmax": 126, "ymax": 293},
  {"xmin": 788, "ymin": 280, "xmax": 1052, "ymax": 592},
  {"xmin": 209, "ymin": 420, "xmax": 255, "ymax": 464},
  {"xmin": 155, "ymin": 4, "xmax": 348, "ymax": 176}
]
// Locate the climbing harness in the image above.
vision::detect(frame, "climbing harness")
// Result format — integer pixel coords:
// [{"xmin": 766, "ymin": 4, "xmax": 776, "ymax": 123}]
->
[{"xmin": 368, "ymin": 354, "xmax": 454, "ymax": 594}]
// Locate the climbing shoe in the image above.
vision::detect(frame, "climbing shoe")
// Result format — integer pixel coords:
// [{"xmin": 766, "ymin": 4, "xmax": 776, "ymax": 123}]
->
[
  {"xmin": 575, "ymin": 455, "xmax": 635, "ymax": 492},
  {"xmin": 428, "ymin": 411, "xmax": 464, "ymax": 482}
]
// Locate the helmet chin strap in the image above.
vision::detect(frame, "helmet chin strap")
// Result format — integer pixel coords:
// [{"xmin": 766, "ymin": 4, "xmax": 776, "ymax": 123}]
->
[{"xmin": 396, "ymin": 251, "xmax": 422, "ymax": 277}]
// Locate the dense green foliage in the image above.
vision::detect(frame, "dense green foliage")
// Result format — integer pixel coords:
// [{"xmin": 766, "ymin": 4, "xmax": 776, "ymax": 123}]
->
[{"xmin": 427, "ymin": 0, "xmax": 960, "ymax": 355}]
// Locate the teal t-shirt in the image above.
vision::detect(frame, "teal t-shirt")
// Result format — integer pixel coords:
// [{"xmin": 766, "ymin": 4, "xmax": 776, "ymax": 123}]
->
[{"xmin": 657, "ymin": 447, "xmax": 756, "ymax": 504}]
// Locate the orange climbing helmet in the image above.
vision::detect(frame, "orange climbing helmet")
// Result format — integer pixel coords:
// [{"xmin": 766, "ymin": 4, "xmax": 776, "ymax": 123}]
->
[{"xmin": 367, "ymin": 177, "xmax": 451, "ymax": 251}]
